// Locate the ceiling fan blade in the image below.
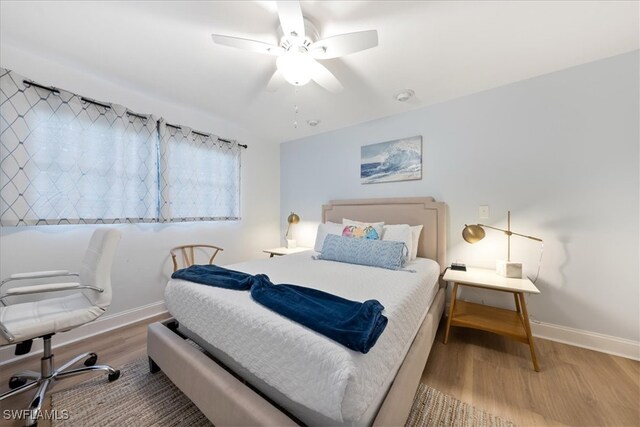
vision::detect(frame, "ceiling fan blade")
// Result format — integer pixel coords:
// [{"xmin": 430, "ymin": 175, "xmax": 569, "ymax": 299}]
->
[
  {"xmin": 307, "ymin": 59, "xmax": 344, "ymax": 93},
  {"xmin": 266, "ymin": 70, "xmax": 286, "ymax": 92},
  {"xmin": 310, "ymin": 30, "xmax": 378, "ymax": 59},
  {"xmin": 211, "ymin": 34, "xmax": 284, "ymax": 56},
  {"xmin": 277, "ymin": 1, "xmax": 305, "ymax": 39}
]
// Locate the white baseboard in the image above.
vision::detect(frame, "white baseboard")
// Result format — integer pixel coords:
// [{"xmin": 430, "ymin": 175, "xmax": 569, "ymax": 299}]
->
[
  {"xmin": 530, "ymin": 320, "xmax": 640, "ymax": 361},
  {"xmin": 0, "ymin": 300, "xmax": 167, "ymax": 367}
]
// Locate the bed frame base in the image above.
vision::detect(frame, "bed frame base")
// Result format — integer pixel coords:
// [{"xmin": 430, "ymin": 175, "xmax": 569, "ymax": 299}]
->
[
  {"xmin": 147, "ymin": 287, "xmax": 444, "ymax": 426},
  {"xmin": 147, "ymin": 319, "xmax": 299, "ymax": 426},
  {"xmin": 373, "ymin": 287, "xmax": 444, "ymax": 426}
]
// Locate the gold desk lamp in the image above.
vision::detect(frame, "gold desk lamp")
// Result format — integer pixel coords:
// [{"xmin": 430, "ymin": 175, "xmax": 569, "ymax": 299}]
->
[
  {"xmin": 285, "ymin": 212, "xmax": 300, "ymax": 249},
  {"xmin": 463, "ymin": 211, "xmax": 543, "ymax": 279}
]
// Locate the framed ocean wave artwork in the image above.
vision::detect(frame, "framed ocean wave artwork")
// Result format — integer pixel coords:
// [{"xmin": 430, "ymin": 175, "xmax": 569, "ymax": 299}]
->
[{"xmin": 360, "ymin": 136, "xmax": 422, "ymax": 184}]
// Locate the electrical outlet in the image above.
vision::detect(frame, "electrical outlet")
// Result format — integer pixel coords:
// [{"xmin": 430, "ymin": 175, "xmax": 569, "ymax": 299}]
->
[{"xmin": 479, "ymin": 205, "xmax": 489, "ymax": 219}]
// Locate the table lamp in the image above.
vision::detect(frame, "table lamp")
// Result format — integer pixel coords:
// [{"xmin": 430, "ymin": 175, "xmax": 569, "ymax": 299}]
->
[
  {"xmin": 285, "ymin": 212, "xmax": 300, "ymax": 249},
  {"xmin": 462, "ymin": 211, "xmax": 542, "ymax": 278}
]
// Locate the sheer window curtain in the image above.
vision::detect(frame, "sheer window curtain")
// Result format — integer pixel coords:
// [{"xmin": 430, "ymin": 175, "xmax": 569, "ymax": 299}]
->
[
  {"xmin": 1, "ymin": 68, "xmax": 243, "ymax": 226},
  {"xmin": 159, "ymin": 119, "xmax": 241, "ymax": 222},
  {"xmin": 0, "ymin": 68, "xmax": 160, "ymax": 225}
]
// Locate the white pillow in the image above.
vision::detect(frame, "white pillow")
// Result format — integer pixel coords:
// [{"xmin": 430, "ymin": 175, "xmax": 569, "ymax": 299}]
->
[
  {"xmin": 342, "ymin": 219, "xmax": 384, "ymax": 240},
  {"xmin": 381, "ymin": 224, "xmax": 412, "ymax": 259},
  {"xmin": 314, "ymin": 222, "xmax": 343, "ymax": 252},
  {"xmin": 410, "ymin": 225, "xmax": 423, "ymax": 260}
]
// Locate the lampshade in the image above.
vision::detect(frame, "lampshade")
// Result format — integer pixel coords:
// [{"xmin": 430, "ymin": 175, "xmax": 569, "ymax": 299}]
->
[
  {"xmin": 276, "ymin": 50, "xmax": 312, "ymax": 86},
  {"xmin": 461, "ymin": 212, "xmax": 543, "ymax": 279},
  {"xmin": 462, "ymin": 224, "xmax": 486, "ymax": 244},
  {"xmin": 285, "ymin": 212, "xmax": 300, "ymax": 245},
  {"xmin": 287, "ymin": 212, "xmax": 300, "ymax": 225}
]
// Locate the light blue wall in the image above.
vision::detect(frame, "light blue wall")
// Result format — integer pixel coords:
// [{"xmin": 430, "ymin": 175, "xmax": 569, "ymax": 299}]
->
[{"xmin": 281, "ymin": 51, "xmax": 639, "ymax": 341}]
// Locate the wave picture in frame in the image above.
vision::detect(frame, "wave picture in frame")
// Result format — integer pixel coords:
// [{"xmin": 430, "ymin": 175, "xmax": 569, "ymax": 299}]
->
[{"xmin": 361, "ymin": 136, "xmax": 422, "ymax": 184}]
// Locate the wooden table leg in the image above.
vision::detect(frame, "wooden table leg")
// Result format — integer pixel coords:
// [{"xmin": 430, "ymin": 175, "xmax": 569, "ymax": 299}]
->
[
  {"xmin": 444, "ymin": 283, "xmax": 458, "ymax": 344},
  {"xmin": 514, "ymin": 293, "xmax": 521, "ymax": 314},
  {"xmin": 518, "ymin": 292, "xmax": 540, "ymax": 371}
]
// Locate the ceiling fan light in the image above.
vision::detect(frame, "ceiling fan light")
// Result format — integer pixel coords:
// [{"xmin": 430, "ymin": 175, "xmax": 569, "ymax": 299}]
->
[{"xmin": 276, "ymin": 51, "xmax": 311, "ymax": 86}]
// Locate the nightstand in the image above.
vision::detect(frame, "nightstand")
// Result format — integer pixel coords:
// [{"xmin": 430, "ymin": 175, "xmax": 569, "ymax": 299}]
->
[
  {"xmin": 263, "ymin": 247, "xmax": 312, "ymax": 258},
  {"xmin": 443, "ymin": 267, "xmax": 541, "ymax": 371}
]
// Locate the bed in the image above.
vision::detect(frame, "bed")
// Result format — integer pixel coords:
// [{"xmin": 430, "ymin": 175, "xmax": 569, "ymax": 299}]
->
[{"xmin": 147, "ymin": 197, "xmax": 447, "ymax": 426}]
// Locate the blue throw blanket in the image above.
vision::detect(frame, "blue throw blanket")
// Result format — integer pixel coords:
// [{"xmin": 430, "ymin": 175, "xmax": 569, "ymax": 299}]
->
[
  {"xmin": 171, "ymin": 264, "xmax": 253, "ymax": 290},
  {"xmin": 171, "ymin": 265, "xmax": 388, "ymax": 354}
]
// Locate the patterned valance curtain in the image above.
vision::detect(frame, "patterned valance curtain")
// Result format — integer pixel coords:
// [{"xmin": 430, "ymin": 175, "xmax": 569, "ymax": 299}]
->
[
  {"xmin": 159, "ymin": 120, "xmax": 241, "ymax": 221},
  {"xmin": 0, "ymin": 68, "xmax": 159, "ymax": 225}
]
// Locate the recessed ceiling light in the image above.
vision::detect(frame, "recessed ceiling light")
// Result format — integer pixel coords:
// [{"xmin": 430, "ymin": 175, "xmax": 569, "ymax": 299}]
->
[
  {"xmin": 307, "ymin": 119, "xmax": 320, "ymax": 127},
  {"xmin": 394, "ymin": 89, "xmax": 415, "ymax": 102}
]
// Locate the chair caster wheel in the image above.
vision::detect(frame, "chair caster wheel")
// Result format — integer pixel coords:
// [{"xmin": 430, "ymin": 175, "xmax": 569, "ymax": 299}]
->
[
  {"xmin": 9, "ymin": 376, "xmax": 28, "ymax": 389},
  {"xmin": 84, "ymin": 353, "xmax": 98, "ymax": 366},
  {"xmin": 108, "ymin": 370, "xmax": 120, "ymax": 382}
]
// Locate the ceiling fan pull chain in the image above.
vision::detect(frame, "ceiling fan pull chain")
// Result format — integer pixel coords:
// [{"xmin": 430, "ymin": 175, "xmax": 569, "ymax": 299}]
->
[{"xmin": 293, "ymin": 88, "xmax": 299, "ymax": 129}]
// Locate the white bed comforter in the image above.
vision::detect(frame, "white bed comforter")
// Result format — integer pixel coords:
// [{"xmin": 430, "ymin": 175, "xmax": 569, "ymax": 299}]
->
[{"xmin": 165, "ymin": 252, "xmax": 440, "ymax": 424}]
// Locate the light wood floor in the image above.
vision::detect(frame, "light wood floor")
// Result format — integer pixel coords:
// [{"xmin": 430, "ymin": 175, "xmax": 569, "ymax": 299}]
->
[
  {"xmin": 0, "ymin": 313, "xmax": 171, "ymax": 427},
  {"xmin": 423, "ymin": 324, "xmax": 640, "ymax": 427},
  {"xmin": 1, "ymin": 315, "xmax": 638, "ymax": 427}
]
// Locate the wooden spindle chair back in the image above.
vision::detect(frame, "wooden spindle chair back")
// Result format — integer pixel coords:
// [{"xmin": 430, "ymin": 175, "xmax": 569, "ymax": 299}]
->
[{"xmin": 170, "ymin": 244, "xmax": 224, "ymax": 272}]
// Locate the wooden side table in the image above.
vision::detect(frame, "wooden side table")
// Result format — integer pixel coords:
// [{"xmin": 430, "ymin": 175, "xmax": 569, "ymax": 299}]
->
[
  {"xmin": 443, "ymin": 267, "xmax": 541, "ymax": 371},
  {"xmin": 263, "ymin": 247, "xmax": 311, "ymax": 258}
]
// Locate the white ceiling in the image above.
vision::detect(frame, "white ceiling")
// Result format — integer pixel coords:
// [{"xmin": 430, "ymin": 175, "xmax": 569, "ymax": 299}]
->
[{"xmin": 1, "ymin": 1, "xmax": 638, "ymax": 143}]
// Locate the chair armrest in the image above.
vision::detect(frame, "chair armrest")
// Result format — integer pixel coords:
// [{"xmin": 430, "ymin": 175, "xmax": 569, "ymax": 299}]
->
[
  {"xmin": 0, "ymin": 319, "xmax": 15, "ymax": 343},
  {"xmin": 1, "ymin": 270, "xmax": 80, "ymax": 287},
  {"xmin": 0, "ymin": 282, "xmax": 103, "ymax": 305},
  {"xmin": 4, "ymin": 282, "xmax": 83, "ymax": 296},
  {"xmin": 10, "ymin": 270, "xmax": 72, "ymax": 280}
]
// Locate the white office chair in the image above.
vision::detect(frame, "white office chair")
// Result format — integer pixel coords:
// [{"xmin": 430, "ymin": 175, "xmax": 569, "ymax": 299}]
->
[{"xmin": 0, "ymin": 228, "xmax": 122, "ymax": 426}]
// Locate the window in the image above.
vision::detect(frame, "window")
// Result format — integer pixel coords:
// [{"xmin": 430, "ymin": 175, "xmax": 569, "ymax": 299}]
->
[
  {"xmin": 159, "ymin": 122, "xmax": 241, "ymax": 221},
  {"xmin": 0, "ymin": 68, "xmax": 242, "ymax": 226}
]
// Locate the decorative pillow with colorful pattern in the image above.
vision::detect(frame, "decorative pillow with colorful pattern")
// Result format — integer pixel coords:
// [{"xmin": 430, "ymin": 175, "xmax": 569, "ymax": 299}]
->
[
  {"xmin": 342, "ymin": 225, "xmax": 381, "ymax": 240},
  {"xmin": 341, "ymin": 219, "xmax": 384, "ymax": 240}
]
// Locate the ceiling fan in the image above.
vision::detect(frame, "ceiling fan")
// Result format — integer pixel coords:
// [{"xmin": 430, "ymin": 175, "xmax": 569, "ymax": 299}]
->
[{"xmin": 211, "ymin": 1, "xmax": 378, "ymax": 93}]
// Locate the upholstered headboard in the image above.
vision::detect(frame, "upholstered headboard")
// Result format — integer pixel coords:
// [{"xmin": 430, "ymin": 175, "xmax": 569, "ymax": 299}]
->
[{"xmin": 322, "ymin": 197, "xmax": 447, "ymax": 271}]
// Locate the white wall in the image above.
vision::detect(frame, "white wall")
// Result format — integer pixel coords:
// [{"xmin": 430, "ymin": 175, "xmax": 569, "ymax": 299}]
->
[
  {"xmin": 281, "ymin": 51, "xmax": 639, "ymax": 343},
  {"xmin": 0, "ymin": 46, "xmax": 281, "ymax": 321}
]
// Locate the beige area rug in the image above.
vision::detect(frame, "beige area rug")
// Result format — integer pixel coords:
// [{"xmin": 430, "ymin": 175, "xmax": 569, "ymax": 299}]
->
[
  {"xmin": 51, "ymin": 357, "xmax": 516, "ymax": 427},
  {"xmin": 407, "ymin": 383, "xmax": 517, "ymax": 427}
]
